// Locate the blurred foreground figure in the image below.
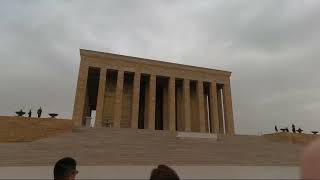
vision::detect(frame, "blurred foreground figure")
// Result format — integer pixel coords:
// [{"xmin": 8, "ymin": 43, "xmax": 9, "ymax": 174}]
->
[
  {"xmin": 301, "ymin": 138, "xmax": 320, "ymax": 179},
  {"xmin": 54, "ymin": 157, "xmax": 78, "ymax": 180},
  {"xmin": 150, "ymin": 164, "xmax": 180, "ymax": 180}
]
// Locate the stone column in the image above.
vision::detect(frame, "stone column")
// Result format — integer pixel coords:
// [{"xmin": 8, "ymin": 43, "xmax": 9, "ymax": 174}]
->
[
  {"xmin": 72, "ymin": 61, "xmax": 89, "ymax": 126},
  {"xmin": 168, "ymin": 77, "xmax": 176, "ymax": 131},
  {"xmin": 217, "ymin": 88, "xmax": 224, "ymax": 134},
  {"xmin": 95, "ymin": 68, "xmax": 107, "ymax": 127},
  {"xmin": 147, "ymin": 74, "xmax": 156, "ymax": 129},
  {"xmin": 197, "ymin": 81, "xmax": 206, "ymax": 133},
  {"xmin": 183, "ymin": 79, "xmax": 191, "ymax": 131},
  {"xmin": 209, "ymin": 82, "xmax": 219, "ymax": 134},
  {"xmin": 113, "ymin": 70, "xmax": 124, "ymax": 128},
  {"xmin": 222, "ymin": 83, "xmax": 235, "ymax": 135},
  {"xmin": 131, "ymin": 72, "xmax": 141, "ymax": 129}
]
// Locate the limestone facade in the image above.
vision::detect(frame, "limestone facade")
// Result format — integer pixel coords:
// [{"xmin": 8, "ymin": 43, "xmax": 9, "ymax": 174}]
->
[{"xmin": 72, "ymin": 49, "xmax": 235, "ymax": 135}]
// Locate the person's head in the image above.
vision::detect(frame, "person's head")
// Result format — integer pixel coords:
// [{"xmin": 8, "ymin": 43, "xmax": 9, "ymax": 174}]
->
[
  {"xmin": 150, "ymin": 164, "xmax": 180, "ymax": 180},
  {"xmin": 54, "ymin": 157, "xmax": 78, "ymax": 180}
]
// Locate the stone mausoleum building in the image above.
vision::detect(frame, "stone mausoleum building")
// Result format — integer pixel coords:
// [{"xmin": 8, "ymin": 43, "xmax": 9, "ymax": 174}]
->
[{"xmin": 73, "ymin": 49, "xmax": 235, "ymax": 135}]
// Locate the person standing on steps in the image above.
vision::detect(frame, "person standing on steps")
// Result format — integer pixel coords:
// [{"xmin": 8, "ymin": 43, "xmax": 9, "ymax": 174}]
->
[
  {"xmin": 28, "ymin": 109, "xmax": 32, "ymax": 118},
  {"xmin": 37, "ymin": 107, "xmax": 42, "ymax": 118},
  {"xmin": 292, "ymin": 124, "xmax": 296, "ymax": 133}
]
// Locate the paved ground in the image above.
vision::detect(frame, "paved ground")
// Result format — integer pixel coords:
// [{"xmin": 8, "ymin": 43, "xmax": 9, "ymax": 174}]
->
[
  {"xmin": 0, "ymin": 165, "xmax": 300, "ymax": 179},
  {"xmin": 0, "ymin": 127, "xmax": 304, "ymax": 166}
]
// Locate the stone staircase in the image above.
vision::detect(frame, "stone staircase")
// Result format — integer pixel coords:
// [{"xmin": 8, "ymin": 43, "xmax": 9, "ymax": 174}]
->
[{"xmin": 0, "ymin": 127, "xmax": 303, "ymax": 166}]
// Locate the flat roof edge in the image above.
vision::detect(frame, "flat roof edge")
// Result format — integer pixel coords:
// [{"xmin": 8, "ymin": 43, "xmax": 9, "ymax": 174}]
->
[{"xmin": 80, "ymin": 49, "xmax": 232, "ymax": 76}]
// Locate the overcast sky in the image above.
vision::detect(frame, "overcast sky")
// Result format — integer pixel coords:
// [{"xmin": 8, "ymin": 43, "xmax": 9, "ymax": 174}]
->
[{"xmin": 1, "ymin": 0, "xmax": 320, "ymax": 135}]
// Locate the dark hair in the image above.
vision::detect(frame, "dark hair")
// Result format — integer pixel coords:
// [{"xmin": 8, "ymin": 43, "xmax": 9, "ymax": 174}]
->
[
  {"xmin": 54, "ymin": 157, "xmax": 77, "ymax": 180},
  {"xmin": 150, "ymin": 165, "xmax": 180, "ymax": 180}
]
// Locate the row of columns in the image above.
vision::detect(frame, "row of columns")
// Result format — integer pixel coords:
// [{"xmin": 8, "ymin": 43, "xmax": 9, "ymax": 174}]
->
[{"xmin": 74, "ymin": 65, "xmax": 234, "ymax": 135}]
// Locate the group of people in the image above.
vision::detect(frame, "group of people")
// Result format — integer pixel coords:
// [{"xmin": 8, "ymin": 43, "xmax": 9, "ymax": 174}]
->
[
  {"xmin": 27, "ymin": 107, "xmax": 42, "ymax": 118},
  {"xmin": 54, "ymin": 157, "xmax": 180, "ymax": 180},
  {"xmin": 274, "ymin": 124, "xmax": 304, "ymax": 133}
]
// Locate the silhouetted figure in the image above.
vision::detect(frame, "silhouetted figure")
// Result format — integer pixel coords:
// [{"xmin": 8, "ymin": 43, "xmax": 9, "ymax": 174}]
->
[
  {"xmin": 150, "ymin": 164, "xmax": 180, "ymax": 180},
  {"xmin": 297, "ymin": 128, "xmax": 303, "ymax": 133},
  {"xmin": 275, "ymin": 126, "xmax": 278, "ymax": 133},
  {"xmin": 292, "ymin": 124, "xmax": 296, "ymax": 133},
  {"xmin": 311, "ymin": 131, "xmax": 318, "ymax": 135},
  {"xmin": 28, "ymin": 109, "xmax": 32, "ymax": 118},
  {"xmin": 37, "ymin": 107, "xmax": 42, "ymax": 118}
]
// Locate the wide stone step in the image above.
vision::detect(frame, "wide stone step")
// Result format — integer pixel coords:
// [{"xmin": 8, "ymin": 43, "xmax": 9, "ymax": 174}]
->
[{"xmin": 0, "ymin": 127, "xmax": 303, "ymax": 166}]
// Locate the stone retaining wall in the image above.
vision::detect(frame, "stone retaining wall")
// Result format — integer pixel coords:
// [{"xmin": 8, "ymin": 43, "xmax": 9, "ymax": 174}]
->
[{"xmin": 0, "ymin": 116, "xmax": 72, "ymax": 142}]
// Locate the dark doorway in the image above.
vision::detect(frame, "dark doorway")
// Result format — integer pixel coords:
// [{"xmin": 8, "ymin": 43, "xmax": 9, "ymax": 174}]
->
[
  {"xmin": 175, "ymin": 79, "xmax": 183, "ymax": 131},
  {"xmin": 83, "ymin": 67, "xmax": 100, "ymax": 125},
  {"xmin": 204, "ymin": 82, "xmax": 211, "ymax": 133},
  {"xmin": 138, "ymin": 75, "xmax": 148, "ymax": 129},
  {"xmin": 155, "ymin": 77, "xmax": 164, "ymax": 130}
]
